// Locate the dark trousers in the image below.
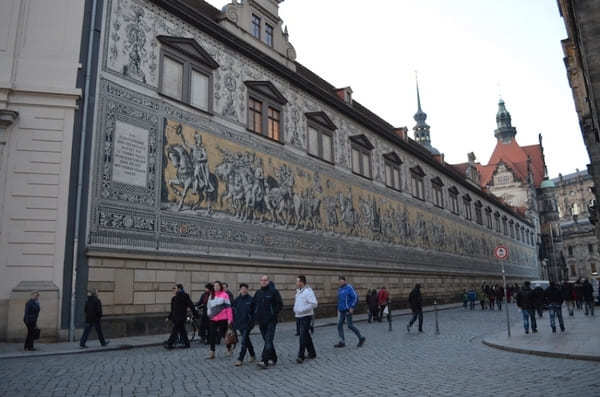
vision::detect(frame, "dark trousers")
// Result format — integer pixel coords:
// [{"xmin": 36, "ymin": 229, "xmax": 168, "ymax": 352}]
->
[
  {"xmin": 80, "ymin": 321, "xmax": 106, "ymax": 346},
  {"xmin": 585, "ymin": 300, "xmax": 595, "ymax": 316},
  {"xmin": 259, "ymin": 321, "xmax": 277, "ymax": 363},
  {"xmin": 496, "ymin": 299, "xmax": 502, "ymax": 311},
  {"xmin": 167, "ymin": 319, "xmax": 189, "ymax": 347},
  {"xmin": 199, "ymin": 314, "xmax": 209, "ymax": 342},
  {"xmin": 549, "ymin": 304, "xmax": 565, "ymax": 331},
  {"xmin": 522, "ymin": 309, "xmax": 537, "ymax": 332},
  {"xmin": 237, "ymin": 327, "xmax": 255, "ymax": 361},
  {"xmin": 377, "ymin": 305, "xmax": 386, "ymax": 322},
  {"xmin": 297, "ymin": 316, "xmax": 316, "ymax": 359},
  {"xmin": 408, "ymin": 309, "xmax": 423, "ymax": 331},
  {"xmin": 209, "ymin": 320, "xmax": 229, "ymax": 352},
  {"xmin": 24, "ymin": 322, "xmax": 36, "ymax": 349},
  {"xmin": 368, "ymin": 308, "xmax": 376, "ymax": 323}
]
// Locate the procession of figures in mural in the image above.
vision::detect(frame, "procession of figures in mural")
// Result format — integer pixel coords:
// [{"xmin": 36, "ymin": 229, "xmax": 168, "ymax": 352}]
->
[{"xmin": 161, "ymin": 121, "xmax": 530, "ymax": 264}]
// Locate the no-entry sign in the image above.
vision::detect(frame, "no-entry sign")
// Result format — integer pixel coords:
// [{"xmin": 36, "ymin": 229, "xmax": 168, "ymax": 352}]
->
[{"xmin": 494, "ymin": 245, "xmax": 509, "ymax": 260}]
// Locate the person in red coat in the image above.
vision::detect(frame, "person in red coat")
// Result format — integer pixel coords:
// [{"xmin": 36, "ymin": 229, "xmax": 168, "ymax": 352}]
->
[{"xmin": 377, "ymin": 286, "xmax": 389, "ymax": 322}]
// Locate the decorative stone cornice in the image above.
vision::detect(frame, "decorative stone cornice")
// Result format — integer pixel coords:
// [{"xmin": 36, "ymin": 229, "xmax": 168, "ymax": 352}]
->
[{"xmin": 0, "ymin": 109, "xmax": 18, "ymax": 129}]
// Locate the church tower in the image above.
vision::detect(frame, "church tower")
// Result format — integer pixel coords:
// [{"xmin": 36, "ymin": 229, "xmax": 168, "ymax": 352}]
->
[
  {"xmin": 494, "ymin": 99, "xmax": 517, "ymax": 143},
  {"xmin": 413, "ymin": 78, "xmax": 440, "ymax": 155}
]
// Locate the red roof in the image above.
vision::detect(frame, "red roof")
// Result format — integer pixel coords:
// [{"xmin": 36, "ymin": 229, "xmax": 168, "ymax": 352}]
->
[{"xmin": 480, "ymin": 139, "xmax": 545, "ymax": 188}]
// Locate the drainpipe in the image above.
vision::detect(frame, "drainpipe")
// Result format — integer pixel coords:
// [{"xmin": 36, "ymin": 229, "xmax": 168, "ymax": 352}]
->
[{"xmin": 70, "ymin": 0, "xmax": 98, "ymax": 342}]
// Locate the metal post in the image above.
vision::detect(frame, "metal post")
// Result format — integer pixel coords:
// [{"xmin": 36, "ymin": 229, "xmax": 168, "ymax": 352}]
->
[
  {"xmin": 501, "ymin": 262, "xmax": 511, "ymax": 338},
  {"xmin": 434, "ymin": 298, "xmax": 440, "ymax": 335}
]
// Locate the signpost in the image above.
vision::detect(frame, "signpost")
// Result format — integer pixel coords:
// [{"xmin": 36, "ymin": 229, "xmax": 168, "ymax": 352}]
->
[{"xmin": 495, "ymin": 245, "xmax": 511, "ymax": 338}]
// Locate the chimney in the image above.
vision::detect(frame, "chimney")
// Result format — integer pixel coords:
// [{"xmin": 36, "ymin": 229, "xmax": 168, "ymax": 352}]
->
[
  {"xmin": 433, "ymin": 153, "xmax": 445, "ymax": 164},
  {"xmin": 336, "ymin": 87, "xmax": 353, "ymax": 105},
  {"xmin": 393, "ymin": 127, "xmax": 408, "ymax": 141}
]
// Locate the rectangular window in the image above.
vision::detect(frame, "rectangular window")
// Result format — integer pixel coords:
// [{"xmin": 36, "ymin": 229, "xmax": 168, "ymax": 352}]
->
[
  {"xmin": 352, "ymin": 148, "xmax": 361, "ymax": 175},
  {"xmin": 267, "ymin": 107, "xmax": 280, "ymax": 141},
  {"xmin": 308, "ymin": 127, "xmax": 319, "ymax": 157},
  {"xmin": 362, "ymin": 153, "xmax": 371, "ymax": 178},
  {"xmin": 252, "ymin": 14, "xmax": 261, "ymax": 39},
  {"xmin": 161, "ymin": 56, "xmax": 184, "ymax": 100},
  {"xmin": 464, "ymin": 200, "xmax": 472, "ymax": 221},
  {"xmin": 411, "ymin": 174, "xmax": 425, "ymax": 200},
  {"xmin": 352, "ymin": 145, "xmax": 372, "ymax": 178},
  {"xmin": 322, "ymin": 133, "xmax": 332, "ymax": 162},
  {"xmin": 475, "ymin": 206, "xmax": 483, "ymax": 225},
  {"xmin": 486, "ymin": 212, "xmax": 493, "ymax": 229},
  {"xmin": 509, "ymin": 223, "xmax": 514, "ymax": 238},
  {"xmin": 385, "ymin": 161, "xmax": 401, "ymax": 191},
  {"xmin": 248, "ymin": 98, "xmax": 263, "ymax": 134},
  {"xmin": 495, "ymin": 216, "xmax": 501, "ymax": 233},
  {"xmin": 450, "ymin": 194, "xmax": 459, "ymax": 214},
  {"xmin": 307, "ymin": 123, "xmax": 334, "ymax": 164},
  {"xmin": 265, "ymin": 24, "xmax": 274, "ymax": 47},
  {"xmin": 190, "ymin": 70, "xmax": 209, "ymax": 111},
  {"xmin": 589, "ymin": 244, "xmax": 594, "ymax": 254},
  {"xmin": 433, "ymin": 185, "xmax": 443, "ymax": 208}
]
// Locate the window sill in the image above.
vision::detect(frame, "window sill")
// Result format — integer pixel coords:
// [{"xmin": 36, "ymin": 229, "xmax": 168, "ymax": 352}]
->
[
  {"xmin": 307, "ymin": 152, "xmax": 335, "ymax": 166},
  {"xmin": 352, "ymin": 171, "xmax": 373, "ymax": 181},
  {"xmin": 158, "ymin": 92, "xmax": 214, "ymax": 116},
  {"xmin": 385, "ymin": 184, "xmax": 402, "ymax": 192},
  {"xmin": 412, "ymin": 195, "xmax": 425, "ymax": 201},
  {"xmin": 247, "ymin": 129, "xmax": 284, "ymax": 145}
]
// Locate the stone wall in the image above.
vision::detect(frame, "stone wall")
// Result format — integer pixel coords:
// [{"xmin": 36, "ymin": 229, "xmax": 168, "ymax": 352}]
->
[{"xmin": 88, "ymin": 252, "xmax": 512, "ymax": 338}]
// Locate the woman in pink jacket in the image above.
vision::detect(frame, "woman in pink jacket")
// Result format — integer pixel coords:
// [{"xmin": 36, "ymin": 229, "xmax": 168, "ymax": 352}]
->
[{"xmin": 206, "ymin": 281, "xmax": 234, "ymax": 359}]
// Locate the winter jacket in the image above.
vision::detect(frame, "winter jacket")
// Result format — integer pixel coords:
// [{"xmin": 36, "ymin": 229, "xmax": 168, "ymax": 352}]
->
[
  {"xmin": 337, "ymin": 284, "xmax": 358, "ymax": 312},
  {"xmin": 293, "ymin": 286, "xmax": 318, "ymax": 318},
  {"xmin": 408, "ymin": 287, "xmax": 423, "ymax": 312},
  {"xmin": 532, "ymin": 287, "xmax": 545, "ymax": 308},
  {"xmin": 252, "ymin": 281, "xmax": 283, "ymax": 325},
  {"xmin": 84, "ymin": 295, "xmax": 103, "ymax": 323},
  {"xmin": 495, "ymin": 287, "xmax": 504, "ymax": 300},
  {"xmin": 545, "ymin": 284, "xmax": 563, "ymax": 305},
  {"xmin": 207, "ymin": 291, "xmax": 233, "ymax": 323},
  {"xmin": 377, "ymin": 289, "xmax": 389, "ymax": 306},
  {"xmin": 23, "ymin": 299, "xmax": 40, "ymax": 325},
  {"xmin": 574, "ymin": 284, "xmax": 584, "ymax": 300},
  {"xmin": 583, "ymin": 281, "xmax": 594, "ymax": 302},
  {"xmin": 367, "ymin": 291, "xmax": 379, "ymax": 311},
  {"xmin": 169, "ymin": 291, "xmax": 195, "ymax": 323},
  {"xmin": 232, "ymin": 293, "xmax": 253, "ymax": 331},
  {"xmin": 561, "ymin": 283, "xmax": 573, "ymax": 301},
  {"xmin": 516, "ymin": 286, "xmax": 534, "ymax": 310}
]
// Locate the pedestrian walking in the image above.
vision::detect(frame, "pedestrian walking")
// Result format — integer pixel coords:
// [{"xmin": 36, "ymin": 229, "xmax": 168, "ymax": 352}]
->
[
  {"xmin": 516, "ymin": 281, "xmax": 537, "ymax": 334},
  {"xmin": 164, "ymin": 284, "xmax": 196, "ymax": 349},
  {"xmin": 479, "ymin": 285, "xmax": 488, "ymax": 310},
  {"xmin": 252, "ymin": 275, "xmax": 283, "ymax": 368},
  {"xmin": 367, "ymin": 289, "xmax": 378, "ymax": 323},
  {"xmin": 384, "ymin": 295, "xmax": 392, "ymax": 332},
  {"xmin": 232, "ymin": 283, "xmax": 255, "ymax": 366},
  {"xmin": 495, "ymin": 285, "xmax": 504, "ymax": 311},
  {"xmin": 583, "ymin": 279, "xmax": 595, "ymax": 316},
  {"xmin": 334, "ymin": 276, "xmax": 366, "ymax": 348},
  {"xmin": 206, "ymin": 281, "xmax": 234, "ymax": 359},
  {"xmin": 467, "ymin": 288, "xmax": 477, "ymax": 310},
  {"xmin": 406, "ymin": 284, "xmax": 423, "ymax": 333},
  {"xmin": 23, "ymin": 291, "xmax": 40, "ymax": 351},
  {"xmin": 574, "ymin": 279, "xmax": 584, "ymax": 310},
  {"xmin": 196, "ymin": 283, "xmax": 212, "ymax": 344},
  {"xmin": 532, "ymin": 285, "xmax": 545, "ymax": 318},
  {"xmin": 293, "ymin": 275, "xmax": 318, "ymax": 364},
  {"xmin": 462, "ymin": 289, "xmax": 468, "ymax": 309},
  {"xmin": 377, "ymin": 286, "xmax": 389, "ymax": 322},
  {"xmin": 544, "ymin": 281, "xmax": 566, "ymax": 333},
  {"xmin": 562, "ymin": 281, "xmax": 575, "ymax": 316},
  {"xmin": 80, "ymin": 289, "xmax": 109, "ymax": 348}
]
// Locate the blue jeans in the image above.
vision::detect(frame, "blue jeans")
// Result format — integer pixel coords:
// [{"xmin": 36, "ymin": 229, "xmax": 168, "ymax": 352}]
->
[
  {"xmin": 337, "ymin": 310, "xmax": 362, "ymax": 343},
  {"xmin": 521, "ymin": 309, "xmax": 537, "ymax": 332},
  {"xmin": 585, "ymin": 301, "xmax": 595, "ymax": 316},
  {"xmin": 237, "ymin": 327, "xmax": 255, "ymax": 361},
  {"xmin": 548, "ymin": 304, "xmax": 565, "ymax": 331},
  {"xmin": 408, "ymin": 309, "xmax": 423, "ymax": 331},
  {"xmin": 259, "ymin": 321, "xmax": 277, "ymax": 363}
]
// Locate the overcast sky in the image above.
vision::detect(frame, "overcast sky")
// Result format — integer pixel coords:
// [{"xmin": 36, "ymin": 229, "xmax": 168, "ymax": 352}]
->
[{"xmin": 205, "ymin": 0, "xmax": 587, "ymax": 178}]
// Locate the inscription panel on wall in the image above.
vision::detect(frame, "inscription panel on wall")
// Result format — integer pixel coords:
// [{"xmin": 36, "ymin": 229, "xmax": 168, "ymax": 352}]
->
[{"xmin": 112, "ymin": 120, "xmax": 149, "ymax": 188}]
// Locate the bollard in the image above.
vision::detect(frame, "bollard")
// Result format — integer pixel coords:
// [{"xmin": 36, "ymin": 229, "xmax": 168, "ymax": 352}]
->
[{"xmin": 434, "ymin": 298, "xmax": 440, "ymax": 335}]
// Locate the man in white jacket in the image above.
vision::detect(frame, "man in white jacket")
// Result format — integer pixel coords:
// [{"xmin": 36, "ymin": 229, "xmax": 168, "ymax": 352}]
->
[{"xmin": 293, "ymin": 275, "xmax": 318, "ymax": 363}]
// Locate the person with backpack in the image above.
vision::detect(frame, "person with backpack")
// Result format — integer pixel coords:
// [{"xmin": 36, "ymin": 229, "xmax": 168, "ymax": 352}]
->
[
  {"xmin": 406, "ymin": 284, "xmax": 423, "ymax": 333},
  {"xmin": 232, "ymin": 283, "xmax": 255, "ymax": 366},
  {"xmin": 80, "ymin": 289, "xmax": 109, "ymax": 348},
  {"xmin": 252, "ymin": 275, "xmax": 283, "ymax": 368},
  {"xmin": 334, "ymin": 276, "xmax": 366, "ymax": 348},
  {"xmin": 516, "ymin": 281, "xmax": 537, "ymax": 334},
  {"xmin": 293, "ymin": 275, "xmax": 318, "ymax": 363}
]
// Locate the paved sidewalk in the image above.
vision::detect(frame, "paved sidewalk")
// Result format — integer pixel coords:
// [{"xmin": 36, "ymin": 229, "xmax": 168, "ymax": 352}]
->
[
  {"xmin": 0, "ymin": 302, "xmax": 461, "ymax": 360},
  {"xmin": 483, "ymin": 307, "xmax": 600, "ymax": 361}
]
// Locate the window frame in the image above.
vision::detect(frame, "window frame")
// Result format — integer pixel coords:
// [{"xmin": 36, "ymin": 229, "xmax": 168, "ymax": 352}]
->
[
  {"xmin": 158, "ymin": 44, "xmax": 215, "ymax": 114},
  {"xmin": 383, "ymin": 153, "xmax": 403, "ymax": 192},
  {"xmin": 502, "ymin": 216, "xmax": 508, "ymax": 235},
  {"xmin": 449, "ymin": 187, "xmax": 459, "ymax": 215},
  {"xmin": 432, "ymin": 177, "xmax": 444, "ymax": 208},
  {"xmin": 265, "ymin": 23, "xmax": 274, "ymax": 47},
  {"xmin": 463, "ymin": 195, "xmax": 472, "ymax": 221},
  {"xmin": 351, "ymin": 143, "xmax": 373, "ymax": 180},
  {"xmin": 509, "ymin": 220, "xmax": 515, "ymax": 238},
  {"xmin": 494, "ymin": 212, "xmax": 501, "ymax": 233},
  {"xmin": 474, "ymin": 201, "xmax": 483, "ymax": 225},
  {"xmin": 245, "ymin": 84, "xmax": 286, "ymax": 144},
  {"xmin": 252, "ymin": 14, "xmax": 261, "ymax": 40},
  {"xmin": 410, "ymin": 167, "xmax": 426, "ymax": 201},
  {"xmin": 485, "ymin": 207, "xmax": 493, "ymax": 229},
  {"xmin": 306, "ymin": 118, "xmax": 335, "ymax": 165}
]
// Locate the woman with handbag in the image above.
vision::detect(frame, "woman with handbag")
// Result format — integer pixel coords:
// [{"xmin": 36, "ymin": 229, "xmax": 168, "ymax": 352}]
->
[
  {"xmin": 206, "ymin": 281, "xmax": 234, "ymax": 359},
  {"xmin": 23, "ymin": 291, "xmax": 40, "ymax": 351}
]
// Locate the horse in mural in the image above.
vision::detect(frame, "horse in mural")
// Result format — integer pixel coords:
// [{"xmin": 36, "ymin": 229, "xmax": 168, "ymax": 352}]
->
[{"xmin": 166, "ymin": 144, "xmax": 218, "ymax": 213}]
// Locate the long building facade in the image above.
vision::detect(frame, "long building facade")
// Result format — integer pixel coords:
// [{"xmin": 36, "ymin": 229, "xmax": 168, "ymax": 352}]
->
[{"xmin": 1, "ymin": 0, "xmax": 540, "ymax": 340}]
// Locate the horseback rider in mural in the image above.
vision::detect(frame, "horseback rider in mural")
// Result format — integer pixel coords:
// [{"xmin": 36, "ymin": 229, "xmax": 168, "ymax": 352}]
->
[{"xmin": 176, "ymin": 126, "xmax": 214, "ymax": 194}]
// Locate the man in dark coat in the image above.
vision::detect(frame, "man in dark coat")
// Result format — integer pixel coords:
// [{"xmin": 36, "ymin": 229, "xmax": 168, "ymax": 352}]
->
[
  {"xmin": 532, "ymin": 286, "xmax": 546, "ymax": 318},
  {"xmin": 23, "ymin": 291, "xmax": 40, "ymax": 351},
  {"xmin": 562, "ymin": 281, "xmax": 575, "ymax": 316},
  {"xmin": 252, "ymin": 275, "xmax": 283, "ymax": 368},
  {"xmin": 495, "ymin": 285, "xmax": 505, "ymax": 311},
  {"xmin": 516, "ymin": 281, "xmax": 537, "ymax": 334},
  {"xmin": 367, "ymin": 289, "xmax": 378, "ymax": 323},
  {"xmin": 80, "ymin": 289, "xmax": 109, "ymax": 348},
  {"xmin": 545, "ymin": 282, "xmax": 565, "ymax": 333},
  {"xmin": 233, "ymin": 283, "xmax": 255, "ymax": 366},
  {"xmin": 196, "ymin": 283, "xmax": 212, "ymax": 344},
  {"xmin": 406, "ymin": 284, "xmax": 423, "ymax": 333},
  {"xmin": 574, "ymin": 280, "xmax": 584, "ymax": 310},
  {"xmin": 165, "ymin": 284, "xmax": 196, "ymax": 349},
  {"xmin": 583, "ymin": 279, "xmax": 595, "ymax": 316}
]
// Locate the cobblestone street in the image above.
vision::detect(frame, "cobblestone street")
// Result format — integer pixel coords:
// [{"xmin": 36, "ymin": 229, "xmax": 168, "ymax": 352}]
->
[{"xmin": 1, "ymin": 307, "xmax": 599, "ymax": 396}]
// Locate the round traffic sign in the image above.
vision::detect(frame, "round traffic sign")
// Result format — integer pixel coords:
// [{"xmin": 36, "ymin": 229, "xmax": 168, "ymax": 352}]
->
[{"xmin": 494, "ymin": 245, "xmax": 509, "ymax": 260}]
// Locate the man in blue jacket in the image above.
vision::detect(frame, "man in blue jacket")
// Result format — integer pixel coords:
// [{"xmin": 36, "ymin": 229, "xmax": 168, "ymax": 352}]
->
[{"xmin": 334, "ymin": 276, "xmax": 365, "ymax": 348}]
